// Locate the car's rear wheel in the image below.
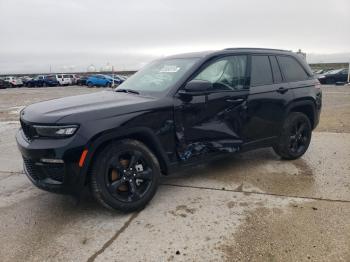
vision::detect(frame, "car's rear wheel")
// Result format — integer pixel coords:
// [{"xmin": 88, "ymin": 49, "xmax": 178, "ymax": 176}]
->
[
  {"xmin": 90, "ymin": 139, "xmax": 160, "ymax": 212},
  {"xmin": 87, "ymin": 82, "xmax": 93, "ymax": 87},
  {"xmin": 273, "ymin": 112, "xmax": 312, "ymax": 160}
]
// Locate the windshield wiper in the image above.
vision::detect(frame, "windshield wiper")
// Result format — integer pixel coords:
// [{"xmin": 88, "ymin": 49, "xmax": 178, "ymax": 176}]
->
[{"xmin": 115, "ymin": 88, "xmax": 140, "ymax": 95}]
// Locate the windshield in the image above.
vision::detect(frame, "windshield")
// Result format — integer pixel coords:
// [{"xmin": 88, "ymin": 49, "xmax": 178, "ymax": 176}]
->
[{"xmin": 115, "ymin": 58, "xmax": 199, "ymax": 95}]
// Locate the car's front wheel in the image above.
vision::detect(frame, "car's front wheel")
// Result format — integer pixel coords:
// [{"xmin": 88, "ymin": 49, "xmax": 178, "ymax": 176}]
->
[
  {"xmin": 90, "ymin": 139, "xmax": 161, "ymax": 212},
  {"xmin": 273, "ymin": 112, "xmax": 312, "ymax": 160}
]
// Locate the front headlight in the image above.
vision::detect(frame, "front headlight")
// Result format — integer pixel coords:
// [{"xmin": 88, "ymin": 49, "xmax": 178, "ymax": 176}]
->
[{"xmin": 33, "ymin": 125, "xmax": 79, "ymax": 138}]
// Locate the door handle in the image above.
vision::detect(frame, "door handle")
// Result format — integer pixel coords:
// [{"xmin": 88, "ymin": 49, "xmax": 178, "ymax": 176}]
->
[
  {"xmin": 226, "ymin": 98, "xmax": 245, "ymax": 103},
  {"xmin": 276, "ymin": 87, "xmax": 288, "ymax": 94}
]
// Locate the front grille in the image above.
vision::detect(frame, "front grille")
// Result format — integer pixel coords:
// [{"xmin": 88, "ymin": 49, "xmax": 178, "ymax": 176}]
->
[
  {"xmin": 20, "ymin": 119, "xmax": 37, "ymax": 140},
  {"xmin": 23, "ymin": 158, "xmax": 65, "ymax": 183}
]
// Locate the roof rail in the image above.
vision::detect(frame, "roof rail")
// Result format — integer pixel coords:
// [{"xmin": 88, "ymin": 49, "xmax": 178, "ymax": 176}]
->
[{"xmin": 223, "ymin": 47, "xmax": 290, "ymax": 52}]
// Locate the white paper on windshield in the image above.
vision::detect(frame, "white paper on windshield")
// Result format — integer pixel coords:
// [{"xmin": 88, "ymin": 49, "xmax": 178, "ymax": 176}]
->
[{"xmin": 159, "ymin": 65, "xmax": 180, "ymax": 73}]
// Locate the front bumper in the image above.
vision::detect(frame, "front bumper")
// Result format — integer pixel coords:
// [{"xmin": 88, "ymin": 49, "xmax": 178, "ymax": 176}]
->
[{"xmin": 16, "ymin": 128, "xmax": 88, "ymax": 195}]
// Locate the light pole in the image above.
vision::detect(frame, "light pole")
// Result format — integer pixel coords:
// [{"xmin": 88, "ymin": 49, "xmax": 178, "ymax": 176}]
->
[
  {"xmin": 112, "ymin": 65, "xmax": 115, "ymax": 87},
  {"xmin": 348, "ymin": 61, "xmax": 350, "ymax": 84}
]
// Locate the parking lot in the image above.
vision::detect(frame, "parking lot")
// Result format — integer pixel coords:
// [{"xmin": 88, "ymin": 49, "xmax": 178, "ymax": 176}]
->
[{"xmin": 0, "ymin": 85, "xmax": 350, "ymax": 261}]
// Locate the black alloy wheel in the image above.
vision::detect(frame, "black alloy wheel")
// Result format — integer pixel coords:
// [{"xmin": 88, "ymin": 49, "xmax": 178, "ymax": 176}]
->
[
  {"xmin": 273, "ymin": 112, "xmax": 312, "ymax": 160},
  {"xmin": 90, "ymin": 139, "xmax": 160, "ymax": 212}
]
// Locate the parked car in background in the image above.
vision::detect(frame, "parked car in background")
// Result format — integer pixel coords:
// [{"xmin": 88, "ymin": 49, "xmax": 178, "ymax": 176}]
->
[
  {"xmin": 65, "ymin": 74, "xmax": 79, "ymax": 85},
  {"xmin": 20, "ymin": 76, "xmax": 33, "ymax": 86},
  {"xmin": 115, "ymin": 75, "xmax": 127, "ymax": 82},
  {"xmin": 51, "ymin": 74, "xmax": 73, "ymax": 86},
  {"xmin": 0, "ymin": 79, "xmax": 11, "ymax": 89},
  {"xmin": 76, "ymin": 76, "xmax": 88, "ymax": 86},
  {"xmin": 26, "ymin": 75, "xmax": 59, "ymax": 87},
  {"xmin": 318, "ymin": 68, "xmax": 349, "ymax": 84},
  {"xmin": 86, "ymin": 74, "xmax": 124, "ymax": 87},
  {"xmin": 4, "ymin": 76, "xmax": 23, "ymax": 87}
]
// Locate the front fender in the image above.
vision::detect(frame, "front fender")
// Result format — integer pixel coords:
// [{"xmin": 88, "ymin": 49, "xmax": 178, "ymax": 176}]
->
[{"xmin": 80, "ymin": 126, "xmax": 171, "ymax": 184}]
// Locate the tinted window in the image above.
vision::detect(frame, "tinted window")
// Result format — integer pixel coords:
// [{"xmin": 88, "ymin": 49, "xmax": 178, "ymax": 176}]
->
[
  {"xmin": 194, "ymin": 55, "xmax": 248, "ymax": 90},
  {"xmin": 277, "ymin": 56, "xmax": 309, "ymax": 82},
  {"xmin": 250, "ymin": 56, "xmax": 273, "ymax": 86},
  {"xmin": 269, "ymin": 56, "xmax": 282, "ymax": 83}
]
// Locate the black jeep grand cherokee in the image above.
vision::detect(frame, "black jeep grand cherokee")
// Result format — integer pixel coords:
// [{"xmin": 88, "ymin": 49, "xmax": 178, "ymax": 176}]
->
[{"xmin": 16, "ymin": 48, "xmax": 322, "ymax": 212}]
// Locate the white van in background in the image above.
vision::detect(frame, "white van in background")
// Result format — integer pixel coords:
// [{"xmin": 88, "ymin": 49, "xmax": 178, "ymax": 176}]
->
[{"xmin": 52, "ymin": 74, "xmax": 73, "ymax": 86}]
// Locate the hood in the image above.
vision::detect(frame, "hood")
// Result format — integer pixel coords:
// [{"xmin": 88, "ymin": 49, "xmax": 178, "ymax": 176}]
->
[{"xmin": 21, "ymin": 91, "xmax": 157, "ymax": 124}]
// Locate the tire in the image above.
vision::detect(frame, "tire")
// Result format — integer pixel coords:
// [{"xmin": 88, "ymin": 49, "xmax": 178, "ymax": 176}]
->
[
  {"xmin": 90, "ymin": 139, "xmax": 161, "ymax": 212},
  {"xmin": 273, "ymin": 112, "xmax": 312, "ymax": 160},
  {"xmin": 87, "ymin": 82, "xmax": 93, "ymax": 87},
  {"xmin": 42, "ymin": 82, "xmax": 47, "ymax": 87}
]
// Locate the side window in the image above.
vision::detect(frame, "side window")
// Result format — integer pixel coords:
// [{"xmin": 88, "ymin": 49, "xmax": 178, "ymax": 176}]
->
[
  {"xmin": 193, "ymin": 55, "xmax": 248, "ymax": 90},
  {"xmin": 250, "ymin": 55, "xmax": 273, "ymax": 86},
  {"xmin": 269, "ymin": 56, "xmax": 283, "ymax": 83},
  {"xmin": 277, "ymin": 56, "xmax": 309, "ymax": 82}
]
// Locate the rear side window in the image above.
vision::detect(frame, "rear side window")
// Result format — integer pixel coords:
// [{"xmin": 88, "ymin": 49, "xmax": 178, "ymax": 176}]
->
[
  {"xmin": 269, "ymin": 56, "xmax": 283, "ymax": 83},
  {"xmin": 277, "ymin": 56, "xmax": 309, "ymax": 82},
  {"xmin": 250, "ymin": 56, "xmax": 273, "ymax": 86}
]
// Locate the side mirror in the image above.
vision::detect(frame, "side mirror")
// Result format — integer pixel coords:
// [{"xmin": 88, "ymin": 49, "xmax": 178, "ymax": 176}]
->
[{"xmin": 179, "ymin": 80, "xmax": 212, "ymax": 96}]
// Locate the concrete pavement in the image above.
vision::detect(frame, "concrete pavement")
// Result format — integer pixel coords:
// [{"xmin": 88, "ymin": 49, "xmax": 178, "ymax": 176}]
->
[{"xmin": 0, "ymin": 86, "xmax": 349, "ymax": 261}]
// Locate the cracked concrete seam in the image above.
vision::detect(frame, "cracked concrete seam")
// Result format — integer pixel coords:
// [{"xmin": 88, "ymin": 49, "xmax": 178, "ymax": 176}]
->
[
  {"xmin": 86, "ymin": 212, "xmax": 140, "ymax": 262},
  {"xmin": 160, "ymin": 183, "xmax": 350, "ymax": 204}
]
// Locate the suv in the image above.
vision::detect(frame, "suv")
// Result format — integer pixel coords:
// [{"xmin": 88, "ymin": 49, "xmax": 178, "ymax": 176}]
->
[
  {"xmin": 26, "ymin": 75, "xmax": 59, "ymax": 87},
  {"xmin": 51, "ymin": 74, "xmax": 73, "ymax": 86},
  {"xmin": 86, "ymin": 74, "xmax": 124, "ymax": 87},
  {"xmin": 16, "ymin": 48, "xmax": 322, "ymax": 212}
]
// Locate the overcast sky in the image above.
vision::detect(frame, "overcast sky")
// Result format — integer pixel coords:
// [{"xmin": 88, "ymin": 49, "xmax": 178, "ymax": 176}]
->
[{"xmin": 0, "ymin": 0, "xmax": 349, "ymax": 74}]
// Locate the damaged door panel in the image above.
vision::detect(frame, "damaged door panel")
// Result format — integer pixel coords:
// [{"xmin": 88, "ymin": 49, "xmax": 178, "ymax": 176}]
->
[
  {"xmin": 174, "ymin": 91, "xmax": 248, "ymax": 160},
  {"xmin": 174, "ymin": 55, "xmax": 249, "ymax": 161}
]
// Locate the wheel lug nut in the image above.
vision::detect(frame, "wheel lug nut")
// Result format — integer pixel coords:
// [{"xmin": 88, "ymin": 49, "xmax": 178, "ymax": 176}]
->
[
  {"xmin": 129, "ymin": 179, "xmax": 132, "ymax": 182},
  {"xmin": 133, "ymin": 174, "xmax": 136, "ymax": 176}
]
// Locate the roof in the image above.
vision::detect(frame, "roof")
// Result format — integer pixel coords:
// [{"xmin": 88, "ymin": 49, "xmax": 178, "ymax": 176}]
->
[{"xmin": 166, "ymin": 47, "xmax": 292, "ymax": 60}]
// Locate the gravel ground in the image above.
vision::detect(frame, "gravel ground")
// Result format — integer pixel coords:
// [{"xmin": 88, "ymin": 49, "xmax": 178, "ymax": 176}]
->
[{"xmin": 0, "ymin": 85, "xmax": 349, "ymax": 262}]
